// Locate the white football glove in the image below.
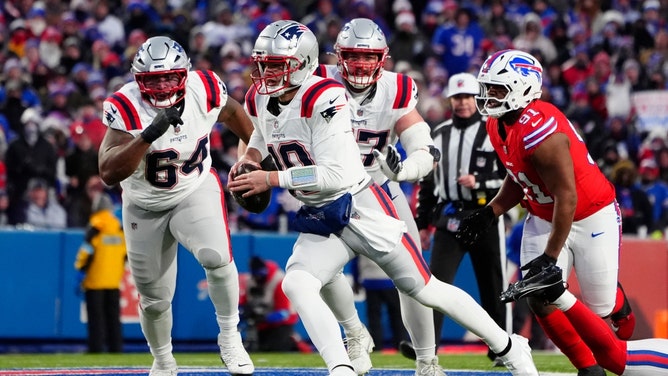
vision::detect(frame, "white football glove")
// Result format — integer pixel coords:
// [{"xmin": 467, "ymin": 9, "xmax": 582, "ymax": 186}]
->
[{"xmin": 373, "ymin": 144, "xmax": 404, "ymax": 181}]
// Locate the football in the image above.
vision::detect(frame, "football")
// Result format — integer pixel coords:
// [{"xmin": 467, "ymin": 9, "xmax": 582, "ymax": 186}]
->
[{"xmin": 231, "ymin": 163, "xmax": 271, "ymax": 214}]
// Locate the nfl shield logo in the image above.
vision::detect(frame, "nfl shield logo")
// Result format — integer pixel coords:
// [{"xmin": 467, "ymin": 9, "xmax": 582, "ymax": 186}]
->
[{"xmin": 357, "ymin": 109, "xmax": 363, "ymax": 116}]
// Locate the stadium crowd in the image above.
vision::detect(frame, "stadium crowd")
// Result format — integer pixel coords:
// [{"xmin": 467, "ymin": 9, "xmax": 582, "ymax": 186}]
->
[{"xmin": 0, "ymin": 0, "xmax": 667, "ymax": 237}]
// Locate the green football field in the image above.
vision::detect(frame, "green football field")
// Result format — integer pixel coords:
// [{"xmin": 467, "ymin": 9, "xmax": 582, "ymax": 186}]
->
[{"xmin": 0, "ymin": 351, "xmax": 579, "ymax": 374}]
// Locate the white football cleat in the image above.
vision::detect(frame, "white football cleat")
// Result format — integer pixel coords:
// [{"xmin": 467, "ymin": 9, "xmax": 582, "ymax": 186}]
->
[
  {"xmin": 149, "ymin": 358, "xmax": 178, "ymax": 376},
  {"xmin": 415, "ymin": 356, "xmax": 447, "ymax": 376},
  {"xmin": 344, "ymin": 325, "xmax": 374, "ymax": 375},
  {"xmin": 497, "ymin": 334, "xmax": 539, "ymax": 376},
  {"xmin": 219, "ymin": 332, "xmax": 254, "ymax": 375}
]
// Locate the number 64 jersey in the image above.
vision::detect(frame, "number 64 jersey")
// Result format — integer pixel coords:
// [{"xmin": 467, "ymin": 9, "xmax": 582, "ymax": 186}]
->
[
  {"xmin": 102, "ymin": 70, "xmax": 227, "ymax": 211},
  {"xmin": 487, "ymin": 100, "xmax": 615, "ymax": 222}
]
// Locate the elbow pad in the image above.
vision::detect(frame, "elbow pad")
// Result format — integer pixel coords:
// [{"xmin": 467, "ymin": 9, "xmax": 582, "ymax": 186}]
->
[{"xmin": 398, "ymin": 122, "xmax": 438, "ymax": 181}]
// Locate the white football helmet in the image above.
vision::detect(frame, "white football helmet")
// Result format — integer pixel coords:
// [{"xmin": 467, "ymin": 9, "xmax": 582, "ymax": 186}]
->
[
  {"xmin": 250, "ymin": 20, "xmax": 319, "ymax": 97},
  {"xmin": 476, "ymin": 49, "xmax": 543, "ymax": 118},
  {"xmin": 132, "ymin": 36, "xmax": 191, "ymax": 108},
  {"xmin": 334, "ymin": 18, "xmax": 389, "ymax": 89}
]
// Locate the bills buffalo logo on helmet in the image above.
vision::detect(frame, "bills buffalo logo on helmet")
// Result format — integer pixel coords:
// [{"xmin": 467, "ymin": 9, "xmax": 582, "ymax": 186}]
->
[{"xmin": 509, "ymin": 56, "xmax": 542, "ymax": 81}]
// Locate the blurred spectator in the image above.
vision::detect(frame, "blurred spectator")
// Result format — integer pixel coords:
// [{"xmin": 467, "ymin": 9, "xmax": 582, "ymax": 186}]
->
[
  {"xmin": 388, "ymin": 11, "xmax": 431, "ymax": 69},
  {"xmin": 5, "ymin": 109, "xmax": 58, "ymax": 225},
  {"xmin": 481, "ymin": 0, "xmax": 520, "ymax": 40},
  {"xmin": 512, "ymin": 13, "xmax": 557, "ymax": 64},
  {"xmin": 606, "ymin": 70, "xmax": 633, "ymax": 120},
  {"xmin": 123, "ymin": 1, "xmax": 160, "ymax": 38},
  {"xmin": 598, "ymin": 141, "xmax": 623, "ymax": 179},
  {"xmin": 7, "ymin": 19, "xmax": 30, "ymax": 58},
  {"xmin": 611, "ymin": 159, "xmax": 654, "ymax": 236},
  {"xmin": 91, "ymin": 0, "xmax": 125, "ymax": 51},
  {"xmin": 638, "ymin": 158, "xmax": 668, "ymax": 237},
  {"xmin": 542, "ymin": 61, "xmax": 571, "ymax": 111},
  {"xmin": 301, "ymin": 0, "xmax": 339, "ymax": 39},
  {"xmin": 65, "ymin": 129, "xmax": 100, "ymax": 227},
  {"xmin": 641, "ymin": 0, "xmax": 664, "ymax": 37},
  {"xmin": 16, "ymin": 177, "xmax": 67, "ymax": 229},
  {"xmin": 431, "ymin": 7, "xmax": 484, "ymax": 76},
  {"xmin": 0, "ymin": 74, "xmax": 41, "ymax": 136},
  {"xmin": 594, "ymin": 116, "xmax": 641, "ymax": 166},
  {"xmin": 200, "ymin": 2, "xmax": 254, "ymax": 51},
  {"xmin": 241, "ymin": 256, "xmax": 304, "ymax": 352},
  {"xmin": 562, "ymin": 44, "xmax": 593, "ymax": 88},
  {"xmin": 60, "ymin": 36, "xmax": 85, "ymax": 75},
  {"xmin": 39, "ymin": 27, "xmax": 63, "ymax": 70},
  {"xmin": 638, "ymin": 127, "xmax": 667, "ymax": 162},
  {"xmin": 73, "ymin": 191, "xmax": 126, "ymax": 353}
]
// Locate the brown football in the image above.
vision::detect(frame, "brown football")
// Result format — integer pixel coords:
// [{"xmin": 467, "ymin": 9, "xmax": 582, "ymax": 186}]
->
[{"xmin": 231, "ymin": 163, "xmax": 271, "ymax": 214}]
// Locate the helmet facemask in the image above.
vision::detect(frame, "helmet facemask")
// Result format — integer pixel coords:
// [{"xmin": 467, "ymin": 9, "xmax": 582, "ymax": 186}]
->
[
  {"xmin": 250, "ymin": 55, "xmax": 302, "ymax": 97},
  {"xmin": 337, "ymin": 49, "xmax": 386, "ymax": 89},
  {"xmin": 134, "ymin": 69, "xmax": 188, "ymax": 108}
]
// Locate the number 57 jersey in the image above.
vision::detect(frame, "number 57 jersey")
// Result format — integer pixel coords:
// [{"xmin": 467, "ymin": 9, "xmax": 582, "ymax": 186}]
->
[
  {"xmin": 487, "ymin": 100, "xmax": 615, "ymax": 222},
  {"xmin": 102, "ymin": 70, "xmax": 228, "ymax": 211}
]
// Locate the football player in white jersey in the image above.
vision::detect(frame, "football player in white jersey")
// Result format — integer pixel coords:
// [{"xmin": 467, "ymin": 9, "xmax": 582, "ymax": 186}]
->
[
  {"xmin": 228, "ymin": 20, "xmax": 539, "ymax": 376},
  {"xmin": 98, "ymin": 36, "xmax": 254, "ymax": 376},
  {"xmin": 313, "ymin": 18, "xmax": 445, "ymax": 376}
]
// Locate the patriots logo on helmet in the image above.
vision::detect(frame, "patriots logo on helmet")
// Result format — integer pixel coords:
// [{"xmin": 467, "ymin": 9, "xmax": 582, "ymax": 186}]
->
[
  {"xmin": 280, "ymin": 23, "xmax": 309, "ymax": 42},
  {"xmin": 509, "ymin": 56, "xmax": 542, "ymax": 81},
  {"xmin": 320, "ymin": 104, "xmax": 345, "ymax": 123}
]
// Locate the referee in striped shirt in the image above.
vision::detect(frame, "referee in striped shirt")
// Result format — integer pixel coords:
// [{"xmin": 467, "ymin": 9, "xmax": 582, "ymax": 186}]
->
[{"xmin": 415, "ymin": 73, "xmax": 509, "ymax": 362}]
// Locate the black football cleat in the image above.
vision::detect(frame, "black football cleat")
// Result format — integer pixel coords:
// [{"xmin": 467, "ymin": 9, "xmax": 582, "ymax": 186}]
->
[
  {"xmin": 500, "ymin": 264, "xmax": 565, "ymax": 303},
  {"xmin": 398, "ymin": 340, "xmax": 417, "ymax": 360},
  {"xmin": 577, "ymin": 365, "xmax": 606, "ymax": 376}
]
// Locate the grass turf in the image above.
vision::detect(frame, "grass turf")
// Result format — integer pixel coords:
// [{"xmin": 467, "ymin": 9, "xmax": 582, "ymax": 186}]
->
[{"xmin": 0, "ymin": 351, "xmax": 576, "ymax": 374}]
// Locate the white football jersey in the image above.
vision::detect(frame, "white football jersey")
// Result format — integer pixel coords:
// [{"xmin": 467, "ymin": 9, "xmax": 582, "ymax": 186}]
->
[
  {"xmin": 102, "ymin": 70, "xmax": 228, "ymax": 211},
  {"xmin": 315, "ymin": 64, "xmax": 418, "ymax": 183},
  {"xmin": 245, "ymin": 75, "xmax": 369, "ymax": 207}
]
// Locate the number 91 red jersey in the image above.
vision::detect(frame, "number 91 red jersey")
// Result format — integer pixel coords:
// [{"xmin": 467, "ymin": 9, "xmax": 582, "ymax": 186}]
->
[{"xmin": 486, "ymin": 100, "xmax": 615, "ymax": 222}]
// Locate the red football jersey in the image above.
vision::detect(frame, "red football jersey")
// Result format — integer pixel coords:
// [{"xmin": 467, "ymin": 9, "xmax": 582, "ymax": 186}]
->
[{"xmin": 487, "ymin": 100, "xmax": 615, "ymax": 222}]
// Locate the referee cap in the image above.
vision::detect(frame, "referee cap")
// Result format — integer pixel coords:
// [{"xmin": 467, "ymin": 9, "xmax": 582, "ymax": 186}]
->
[{"xmin": 446, "ymin": 72, "xmax": 479, "ymax": 98}]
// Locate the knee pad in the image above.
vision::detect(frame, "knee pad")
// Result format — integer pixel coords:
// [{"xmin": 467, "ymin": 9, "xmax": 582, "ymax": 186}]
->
[
  {"xmin": 197, "ymin": 247, "xmax": 224, "ymax": 269},
  {"xmin": 206, "ymin": 260, "xmax": 237, "ymax": 282},
  {"xmin": 141, "ymin": 300, "xmax": 171, "ymax": 320},
  {"xmin": 282, "ymin": 270, "xmax": 322, "ymax": 300}
]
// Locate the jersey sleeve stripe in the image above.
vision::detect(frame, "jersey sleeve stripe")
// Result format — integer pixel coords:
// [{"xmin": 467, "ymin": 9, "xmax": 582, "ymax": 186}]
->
[
  {"xmin": 244, "ymin": 84, "xmax": 258, "ymax": 117},
  {"xmin": 196, "ymin": 70, "xmax": 221, "ymax": 112},
  {"xmin": 392, "ymin": 74, "xmax": 412, "ymax": 109},
  {"xmin": 301, "ymin": 78, "xmax": 343, "ymax": 118},
  {"xmin": 523, "ymin": 116, "xmax": 557, "ymax": 150},
  {"xmin": 314, "ymin": 64, "xmax": 327, "ymax": 78},
  {"xmin": 108, "ymin": 93, "xmax": 141, "ymax": 130}
]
